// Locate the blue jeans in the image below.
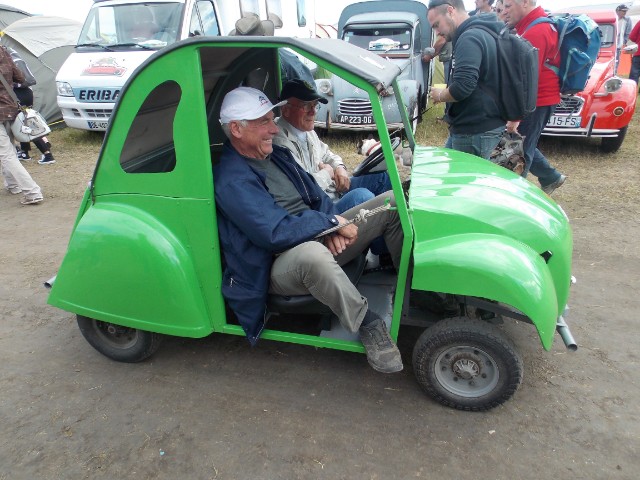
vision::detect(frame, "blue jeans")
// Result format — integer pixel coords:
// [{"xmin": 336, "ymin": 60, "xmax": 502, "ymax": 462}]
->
[
  {"xmin": 335, "ymin": 188, "xmax": 374, "ymax": 212},
  {"xmin": 336, "ymin": 173, "xmax": 392, "ymax": 255},
  {"xmin": 629, "ymin": 56, "xmax": 640, "ymax": 86},
  {"xmin": 517, "ymin": 105, "xmax": 562, "ymax": 187},
  {"xmin": 445, "ymin": 125, "xmax": 504, "ymax": 159},
  {"xmin": 349, "ymin": 171, "xmax": 392, "ymax": 197}
]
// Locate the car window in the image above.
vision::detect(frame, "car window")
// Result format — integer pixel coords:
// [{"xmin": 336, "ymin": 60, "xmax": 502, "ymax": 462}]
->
[
  {"xmin": 343, "ymin": 27, "xmax": 412, "ymax": 52},
  {"xmin": 598, "ymin": 24, "xmax": 614, "ymax": 49},
  {"xmin": 120, "ymin": 81, "xmax": 180, "ymax": 174},
  {"xmin": 196, "ymin": 0, "xmax": 221, "ymax": 36}
]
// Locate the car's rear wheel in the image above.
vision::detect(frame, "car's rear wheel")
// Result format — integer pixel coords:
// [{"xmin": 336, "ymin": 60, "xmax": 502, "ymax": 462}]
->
[
  {"xmin": 77, "ymin": 315, "xmax": 163, "ymax": 363},
  {"xmin": 412, "ymin": 317, "xmax": 523, "ymax": 411},
  {"xmin": 600, "ymin": 126, "xmax": 627, "ymax": 153}
]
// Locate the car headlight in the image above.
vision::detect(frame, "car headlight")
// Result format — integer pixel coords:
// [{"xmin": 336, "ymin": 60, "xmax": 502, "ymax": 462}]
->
[
  {"xmin": 603, "ymin": 78, "xmax": 623, "ymax": 93},
  {"xmin": 316, "ymin": 79, "xmax": 332, "ymax": 96},
  {"xmin": 56, "ymin": 81, "xmax": 74, "ymax": 96}
]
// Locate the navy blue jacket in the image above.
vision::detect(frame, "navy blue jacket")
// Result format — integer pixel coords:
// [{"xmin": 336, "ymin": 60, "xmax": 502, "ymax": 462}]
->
[{"xmin": 213, "ymin": 142, "xmax": 339, "ymax": 344}]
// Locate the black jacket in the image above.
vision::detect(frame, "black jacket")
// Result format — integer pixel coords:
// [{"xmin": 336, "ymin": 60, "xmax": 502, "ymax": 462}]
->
[{"xmin": 446, "ymin": 13, "xmax": 505, "ymax": 134}]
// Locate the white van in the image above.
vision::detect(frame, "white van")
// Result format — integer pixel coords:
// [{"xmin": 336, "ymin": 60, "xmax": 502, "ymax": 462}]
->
[{"xmin": 56, "ymin": 0, "xmax": 315, "ymax": 131}]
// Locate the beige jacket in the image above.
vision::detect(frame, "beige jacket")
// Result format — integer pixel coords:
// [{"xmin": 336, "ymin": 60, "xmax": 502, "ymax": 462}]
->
[{"xmin": 274, "ymin": 117, "xmax": 345, "ymax": 199}]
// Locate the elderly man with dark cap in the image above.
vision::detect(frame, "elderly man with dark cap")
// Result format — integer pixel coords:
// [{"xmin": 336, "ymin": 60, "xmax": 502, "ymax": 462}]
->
[
  {"xmin": 616, "ymin": 4, "xmax": 633, "ymax": 74},
  {"xmin": 274, "ymin": 79, "xmax": 392, "ymax": 213},
  {"xmin": 213, "ymin": 86, "xmax": 404, "ymax": 373}
]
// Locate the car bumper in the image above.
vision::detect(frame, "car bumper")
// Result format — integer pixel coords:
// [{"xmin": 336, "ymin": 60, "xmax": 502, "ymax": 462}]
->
[
  {"xmin": 542, "ymin": 114, "xmax": 621, "ymax": 138},
  {"xmin": 57, "ymin": 96, "xmax": 113, "ymax": 131},
  {"xmin": 314, "ymin": 121, "xmax": 404, "ymax": 132}
]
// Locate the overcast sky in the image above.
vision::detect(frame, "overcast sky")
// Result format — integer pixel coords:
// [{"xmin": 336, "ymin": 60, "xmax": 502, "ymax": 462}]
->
[{"xmin": 3, "ymin": 0, "xmax": 626, "ymax": 26}]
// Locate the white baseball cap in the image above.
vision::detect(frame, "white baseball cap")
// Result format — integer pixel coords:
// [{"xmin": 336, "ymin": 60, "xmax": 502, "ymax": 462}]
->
[{"xmin": 220, "ymin": 86, "xmax": 287, "ymax": 124}]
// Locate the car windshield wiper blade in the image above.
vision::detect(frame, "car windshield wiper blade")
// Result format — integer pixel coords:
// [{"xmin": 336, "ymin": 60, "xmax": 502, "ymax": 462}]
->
[
  {"xmin": 76, "ymin": 43, "xmax": 114, "ymax": 51},
  {"xmin": 109, "ymin": 42, "xmax": 154, "ymax": 50}
]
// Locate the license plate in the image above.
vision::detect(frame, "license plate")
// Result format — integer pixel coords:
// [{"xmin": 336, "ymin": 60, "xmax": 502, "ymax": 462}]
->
[
  {"xmin": 547, "ymin": 115, "xmax": 581, "ymax": 128},
  {"xmin": 87, "ymin": 121, "xmax": 109, "ymax": 130},
  {"xmin": 338, "ymin": 115, "xmax": 373, "ymax": 125}
]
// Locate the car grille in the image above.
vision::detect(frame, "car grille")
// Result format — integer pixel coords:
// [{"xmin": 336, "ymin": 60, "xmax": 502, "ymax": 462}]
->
[
  {"xmin": 555, "ymin": 96, "xmax": 584, "ymax": 115},
  {"xmin": 71, "ymin": 108, "xmax": 112, "ymax": 119},
  {"xmin": 338, "ymin": 99, "xmax": 373, "ymax": 116}
]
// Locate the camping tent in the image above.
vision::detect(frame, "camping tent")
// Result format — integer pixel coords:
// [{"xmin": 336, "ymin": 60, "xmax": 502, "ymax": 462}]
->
[
  {"xmin": 0, "ymin": 3, "xmax": 30, "ymax": 30},
  {"xmin": 1, "ymin": 15, "xmax": 82, "ymax": 124}
]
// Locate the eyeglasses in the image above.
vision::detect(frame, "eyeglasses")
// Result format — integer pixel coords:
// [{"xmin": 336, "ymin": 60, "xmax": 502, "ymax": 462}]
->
[
  {"xmin": 290, "ymin": 101, "xmax": 321, "ymax": 113},
  {"xmin": 428, "ymin": 0, "xmax": 454, "ymax": 8}
]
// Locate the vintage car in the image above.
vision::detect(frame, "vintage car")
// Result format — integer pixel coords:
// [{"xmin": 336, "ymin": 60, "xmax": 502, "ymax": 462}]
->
[
  {"xmin": 542, "ymin": 10, "xmax": 637, "ymax": 152},
  {"xmin": 314, "ymin": 0, "xmax": 433, "ymax": 132},
  {"xmin": 47, "ymin": 35, "xmax": 577, "ymax": 412}
]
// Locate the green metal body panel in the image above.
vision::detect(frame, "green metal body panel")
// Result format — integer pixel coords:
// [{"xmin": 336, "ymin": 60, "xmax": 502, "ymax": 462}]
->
[
  {"xmin": 408, "ymin": 146, "xmax": 573, "ymax": 349},
  {"xmin": 48, "ymin": 37, "xmax": 573, "ymax": 352}
]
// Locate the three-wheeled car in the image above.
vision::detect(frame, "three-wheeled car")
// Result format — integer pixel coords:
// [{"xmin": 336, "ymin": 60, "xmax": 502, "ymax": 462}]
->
[{"xmin": 47, "ymin": 36, "xmax": 577, "ymax": 411}]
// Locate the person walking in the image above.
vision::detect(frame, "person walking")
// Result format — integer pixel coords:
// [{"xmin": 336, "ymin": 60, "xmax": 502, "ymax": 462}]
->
[
  {"xmin": 7, "ymin": 47, "xmax": 55, "ymax": 165},
  {"xmin": 628, "ymin": 16, "xmax": 640, "ymax": 87},
  {"xmin": 615, "ymin": 4, "xmax": 633, "ymax": 74},
  {"xmin": 427, "ymin": 0, "xmax": 506, "ymax": 159},
  {"xmin": 504, "ymin": 0, "xmax": 566, "ymax": 195},
  {"xmin": 0, "ymin": 47, "xmax": 43, "ymax": 205}
]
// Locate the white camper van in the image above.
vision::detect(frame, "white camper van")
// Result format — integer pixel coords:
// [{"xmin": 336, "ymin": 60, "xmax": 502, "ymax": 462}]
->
[{"xmin": 56, "ymin": 0, "xmax": 315, "ymax": 131}]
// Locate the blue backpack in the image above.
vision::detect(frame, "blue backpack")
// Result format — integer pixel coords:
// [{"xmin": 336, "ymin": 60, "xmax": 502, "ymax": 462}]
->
[{"xmin": 527, "ymin": 14, "xmax": 601, "ymax": 95}]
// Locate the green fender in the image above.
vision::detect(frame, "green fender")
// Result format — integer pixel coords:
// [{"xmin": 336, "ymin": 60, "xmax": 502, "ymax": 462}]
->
[
  {"xmin": 48, "ymin": 203, "xmax": 212, "ymax": 337},
  {"xmin": 411, "ymin": 233, "xmax": 558, "ymax": 350}
]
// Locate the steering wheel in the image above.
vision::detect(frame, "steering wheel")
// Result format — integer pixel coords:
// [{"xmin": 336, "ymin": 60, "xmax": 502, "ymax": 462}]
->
[{"xmin": 352, "ymin": 137, "xmax": 402, "ymax": 177}]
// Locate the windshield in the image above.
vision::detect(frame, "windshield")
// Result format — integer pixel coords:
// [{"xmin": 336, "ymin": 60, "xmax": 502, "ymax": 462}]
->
[
  {"xmin": 78, "ymin": 2, "xmax": 182, "ymax": 50},
  {"xmin": 598, "ymin": 24, "xmax": 614, "ymax": 49},
  {"xmin": 343, "ymin": 27, "xmax": 412, "ymax": 53}
]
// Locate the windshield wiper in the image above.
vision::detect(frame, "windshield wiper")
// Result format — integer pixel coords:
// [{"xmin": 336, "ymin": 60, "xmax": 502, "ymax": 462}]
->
[
  {"xmin": 109, "ymin": 42, "xmax": 154, "ymax": 50},
  {"xmin": 76, "ymin": 43, "xmax": 114, "ymax": 51}
]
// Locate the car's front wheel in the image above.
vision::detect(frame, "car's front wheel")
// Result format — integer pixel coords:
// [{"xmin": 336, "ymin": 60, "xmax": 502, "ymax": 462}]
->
[
  {"xmin": 600, "ymin": 126, "xmax": 627, "ymax": 153},
  {"xmin": 77, "ymin": 315, "xmax": 163, "ymax": 362},
  {"xmin": 412, "ymin": 317, "xmax": 523, "ymax": 411}
]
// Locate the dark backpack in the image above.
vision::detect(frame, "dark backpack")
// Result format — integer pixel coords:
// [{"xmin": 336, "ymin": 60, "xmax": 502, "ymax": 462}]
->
[
  {"xmin": 527, "ymin": 14, "xmax": 601, "ymax": 95},
  {"xmin": 473, "ymin": 26, "xmax": 539, "ymax": 122}
]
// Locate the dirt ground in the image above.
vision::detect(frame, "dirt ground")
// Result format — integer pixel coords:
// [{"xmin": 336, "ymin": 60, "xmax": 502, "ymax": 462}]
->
[{"xmin": 1, "ymin": 121, "xmax": 639, "ymax": 479}]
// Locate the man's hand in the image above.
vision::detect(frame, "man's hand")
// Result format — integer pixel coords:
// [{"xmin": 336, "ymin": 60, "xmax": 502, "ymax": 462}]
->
[
  {"xmin": 318, "ymin": 162, "xmax": 335, "ymax": 180},
  {"xmin": 430, "ymin": 87, "xmax": 446, "ymax": 105},
  {"xmin": 506, "ymin": 120, "xmax": 520, "ymax": 134},
  {"xmin": 334, "ymin": 165, "xmax": 351, "ymax": 192},
  {"xmin": 323, "ymin": 215, "xmax": 358, "ymax": 256}
]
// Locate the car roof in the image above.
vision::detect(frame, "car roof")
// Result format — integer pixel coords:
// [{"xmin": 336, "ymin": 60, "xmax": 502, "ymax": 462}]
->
[{"xmin": 145, "ymin": 36, "xmax": 403, "ymax": 93}]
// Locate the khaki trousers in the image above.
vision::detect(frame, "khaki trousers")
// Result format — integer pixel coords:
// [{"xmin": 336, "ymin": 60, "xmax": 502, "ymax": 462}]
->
[{"xmin": 269, "ymin": 192, "xmax": 403, "ymax": 333}]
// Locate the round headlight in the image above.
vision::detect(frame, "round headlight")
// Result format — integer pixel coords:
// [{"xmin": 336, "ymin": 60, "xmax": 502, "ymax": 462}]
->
[
  {"xmin": 316, "ymin": 79, "xmax": 333, "ymax": 96},
  {"xmin": 603, "ymin": 78, "xmax": 623, "ymax": 93}
]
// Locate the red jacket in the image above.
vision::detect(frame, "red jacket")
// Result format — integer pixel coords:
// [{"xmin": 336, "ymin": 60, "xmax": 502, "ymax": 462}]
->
[
  {"xmin": 629, "ymin": 21, "xmax": 640, "ymax": 58},
  {"xmin": 515, "ymin": 7, "xmax": 560, "ymax": 107}
]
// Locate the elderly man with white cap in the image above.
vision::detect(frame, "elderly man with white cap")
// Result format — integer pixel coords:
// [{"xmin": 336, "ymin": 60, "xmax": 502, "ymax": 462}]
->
[{"xmin": 213, "ymin": 86, "xmax": 404, "ymax": 373}]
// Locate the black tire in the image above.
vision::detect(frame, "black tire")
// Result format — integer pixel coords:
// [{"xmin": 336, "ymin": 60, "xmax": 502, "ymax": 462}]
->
[
  {"xmin": 77, "ymin": 315, "xmax": 163, "ymax": 363},
  {"xmin": 600, "ymin": 126, "xmax": 627, "ymax": 153},
  {"xmin": 412, "ymin": 317, "xmax": 523, "ymax": 411}
]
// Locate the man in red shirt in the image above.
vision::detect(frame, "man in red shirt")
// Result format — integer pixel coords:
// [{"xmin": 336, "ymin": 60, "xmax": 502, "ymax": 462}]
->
[
  {"xmin": 628, "ymin": 19, "xmax": 640, "ymax": 87},
  {"xmin": 503, "ymin": 0, "xmax": 566, "ymax": 195}
]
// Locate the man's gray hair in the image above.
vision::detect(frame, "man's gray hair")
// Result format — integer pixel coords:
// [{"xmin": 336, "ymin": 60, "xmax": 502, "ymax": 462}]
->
[{"xmin": 221, "ymin": 120, "xmax": 248, "ymax": 139}]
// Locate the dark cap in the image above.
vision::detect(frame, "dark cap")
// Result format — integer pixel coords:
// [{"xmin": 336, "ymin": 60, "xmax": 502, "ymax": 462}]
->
[
  {"xmin": 280, "ymin": 78, "xmax": 328, "ymax": 104},
  {"xmin": 616, "ymin": 4, "xmax": 629, "ymax": 11}
]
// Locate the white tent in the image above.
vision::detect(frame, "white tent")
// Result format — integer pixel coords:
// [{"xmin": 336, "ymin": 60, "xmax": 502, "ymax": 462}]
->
[
  {"xmin": 0, "ymin": 3, "xmax": 30, "ymax": 29},
  {"xmin": 1, "ymin": 15, "xmax": 82, "ymax": 124}
]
